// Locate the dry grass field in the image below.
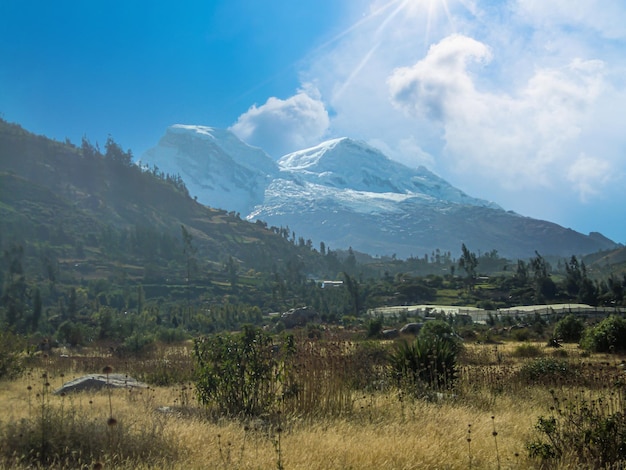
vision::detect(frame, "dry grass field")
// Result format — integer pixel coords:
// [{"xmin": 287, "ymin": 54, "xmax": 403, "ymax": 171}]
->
[{"xmin": 0, "ymin": 340, "xmax": 624, "ymax": 469}]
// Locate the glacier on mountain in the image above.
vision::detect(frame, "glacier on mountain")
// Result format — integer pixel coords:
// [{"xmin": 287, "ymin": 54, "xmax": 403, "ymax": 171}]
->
[
  {"xmin": 276, "ymin": 137, "xmax": 500, "ymax": 209},
  {"xmin": 140, "ymin": 125, "xmax": 277, "ymax": 215},
  {"xmin": 140, "ymin": 125, "xmax": 616, "ymax": 258}
]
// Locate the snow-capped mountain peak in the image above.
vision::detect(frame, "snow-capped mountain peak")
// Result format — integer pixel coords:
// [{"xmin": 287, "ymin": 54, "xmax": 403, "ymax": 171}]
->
[
  {"xmin": 167, "ymin": 124, "xmax": 277, "ymax": 175},
  {"xmin": 278, "ymin": 137, "xmax": 498, "ymax": 208},
  {"xmin": 139, "ymin": 125, "xmax": 616, "ymax": 259},
  {"xmin": 140, "ymin": 124, "xmax": 278, "ymax": 215}
]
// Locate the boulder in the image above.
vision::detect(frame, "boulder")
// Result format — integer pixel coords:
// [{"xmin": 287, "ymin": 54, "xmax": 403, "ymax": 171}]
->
[
  {"xmin": 400, "ymin": 323, "xmax": 424, "ymax": 335},
  {"xmin": 53, "ymin": 373, "xmax": 147, "ymax": 394},
  {"xmin": 281, "ymin": 306, "xmax": 320, "ymax": 329},
  {"xmin": 381, "ymin": 329, "xmax": 399, "ymax": 339}
]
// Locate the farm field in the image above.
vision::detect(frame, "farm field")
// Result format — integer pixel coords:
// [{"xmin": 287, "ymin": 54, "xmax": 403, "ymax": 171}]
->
[{"xmin": 1, "ymin": 336, "xmax": 625, "ymax": 470}]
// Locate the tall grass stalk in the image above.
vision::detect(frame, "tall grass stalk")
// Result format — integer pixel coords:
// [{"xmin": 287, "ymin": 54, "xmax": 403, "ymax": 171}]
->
[
  {"xmin": 491, "ymin": 415, "xmax": 501, "ymax": 470},
  {"xmin": 467, "ymin": 423, "xmax": 473, "ymax": 469}
]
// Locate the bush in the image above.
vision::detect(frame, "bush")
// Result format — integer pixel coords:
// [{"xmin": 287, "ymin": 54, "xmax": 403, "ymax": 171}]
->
[
  {"xmin": 366, "ymin": 316, "xmax": 383, "ymax": 338},
  {"xmin": 512, "ymin": 328, "xmax": 531, "ymax": 342},
  {"xmin": 553, "ymin": 314, "xmax": 585, "ymax": 343},
  {"xmin": 419, "ymin": 320, "xmax": 460, "ymax": 350},
  {"xmin": 389, "ymin": 334, "xmax": 459, "ymax": 394},
  {"xmin": 512, "ymin": 343, "xmax": 542, "ymax": 358},
  {"xmin": 0, "ymin": 331, "xmax": 26, "ymax": 379},
  {"xmin": 56, "ymin": 320, "xmax": 92, "ymax": 347},
  {"xmin": 527, "ymin": 389, "xmax": 626, "ymax": 467},
  {"xmin": 518, "ymin": 357, "xmax": 577, "ymax": 385},
  {"xmin": 193, "ymin": 325, "xmax": 295, "ymax": 417},
  {"xmin": 581, "ymin": 315, "xmax": 626, "ymax": 353},
  {"xmin": 156, "ymin": 326, "xmax": 189, "ymax": 343},
  {"xmin": 121, "ymin": 332, "xmax": 156, "ymax": 356}
]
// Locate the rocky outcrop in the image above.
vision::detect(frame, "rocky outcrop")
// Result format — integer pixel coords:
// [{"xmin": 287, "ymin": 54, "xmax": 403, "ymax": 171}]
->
[
  {"xmin": 400, "ymin": 323, "xmax": 424, "ymax": 335},
  {"xmin": 281, "ymin": 306, "xmax": 320, "ymax": 329},
  {"xmin": 53, "ymin": 373, "xmax": 147, "ymax": 394}
]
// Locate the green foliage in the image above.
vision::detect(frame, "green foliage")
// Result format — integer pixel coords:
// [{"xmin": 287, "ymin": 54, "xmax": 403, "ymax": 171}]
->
[
  {"xmin": 553, "ymin": 314, "xmax": 585, "ymax": 343},
  {"xmin": 511, "ymin": 328, "xmax": 531, "ymax": 342},
  {"xmin": 458, "ymin": 243, "xmax": 478, "ymax": 291},
  {"xmin": 120, "ymin": 332, "xmax": 156, "ymax": 357},
  {"xmin": 581, "ymin": 315, "xmax": 626, "ymax": 353},
  {"xmin": 527, "ymin": 389, "xmax": 626, "ymax": 467},
  {"xmin": 155, "ymin": 326, "xmax": 189, "ymax": 344},
  {"xmin": 389, "ymin": 320, "xmax": 462, "ymax": 394},
  {"xmin": 193, "ymin": 326, "xmax": 295, "ymax": 417},
  {"xmin": 0, "ymin": 330, "xmax": 26, "ymax": 379},
  {"xmin": 389, "ymin": 334, "xmax": 459, "ymax": 394},
  {"xmin": 418, "ymin": 320, "xmax": 460, "ymax": 350},
  {"xmin": 56, "ymin": 320, "xmax": 93, "ymax": 347},
  {"xmin": 518, "ymin": 357, "xmax": 577, "ymax": 385},
  {"xmin": 395, "ymin": 278, "xmax": 436, "ymax": 303},
  {"xmin": 366, "ymin": 316, "xmax": 383, "ymax": 338},
  {"xmin": 564, "ymin": 255, "xmax": 599, "ymax": 305},
  {"xmin": 512, "ymin": 343, "xmax": 542, "ymax": 358}
]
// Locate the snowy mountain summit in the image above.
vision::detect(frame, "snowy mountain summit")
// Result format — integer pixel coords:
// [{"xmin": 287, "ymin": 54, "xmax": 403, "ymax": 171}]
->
[
  {"xmin": 140, "ymin": 125, "xmax": 278, "ymax": 215},
  {"xmin": 141, "ymin": 127, "xmax": 616, "ymax": 258},
  {"xmin": 278, "ymin": 137, "xmax": 499, "ymax": 208}
]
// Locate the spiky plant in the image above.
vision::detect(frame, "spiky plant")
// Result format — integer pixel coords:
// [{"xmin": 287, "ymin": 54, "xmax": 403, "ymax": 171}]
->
[{"xmin": 389, "ymin": 335, "xmax": 459, "ymax": 394}]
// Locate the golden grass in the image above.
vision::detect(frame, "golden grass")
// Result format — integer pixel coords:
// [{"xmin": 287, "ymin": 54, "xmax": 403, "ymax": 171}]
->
[
  {"xmin": 127, "ymin": 389, "xmax": 544, "ymax": 469},
  {"xmin": 1, "ymin": 340, "xmax": 624, "ymax": 469},
  {"xmin": 0, "ymin": 371, "xmax": 542, "ymax": 469}
]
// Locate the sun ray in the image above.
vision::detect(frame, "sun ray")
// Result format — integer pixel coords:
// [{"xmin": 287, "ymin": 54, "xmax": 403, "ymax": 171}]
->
[
  {"xmin": 312, "ymin": 0, "xmax": 406, "ymax": 55},
  {"xmin": 333, "ymin": 0, "xmax": 412, "ymax": 100},
  {"xmin": 318, "ymin": 0, "xmax": 469, "ymax": 102},
  {"xmin": 333, "ymin": 42, "xmax": 381, "ymax": 100}
]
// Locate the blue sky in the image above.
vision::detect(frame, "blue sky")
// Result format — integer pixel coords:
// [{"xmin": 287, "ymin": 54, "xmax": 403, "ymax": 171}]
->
[{"xmin": 1, "ymin": 0, "xmax": 625, "ymax": 245}]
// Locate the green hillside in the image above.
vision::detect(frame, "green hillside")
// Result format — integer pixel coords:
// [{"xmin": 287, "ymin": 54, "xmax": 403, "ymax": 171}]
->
[
  {"xmin": 0, "ymin": 119, "xmax": 353, "ymax": 342},
  {"xmin": 1, "ymin": 118, "xmax": 625, "ymax": 349}
]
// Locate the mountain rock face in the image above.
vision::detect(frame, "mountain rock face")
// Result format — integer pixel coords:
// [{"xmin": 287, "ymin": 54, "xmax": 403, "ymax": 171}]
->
[
  {"xmin": 140, "ymin": 125, "xmax": 278, "ymax": 215},
  {"xmin": 141, "ymin": 127, "xmax": 618, "ymax": 259}
]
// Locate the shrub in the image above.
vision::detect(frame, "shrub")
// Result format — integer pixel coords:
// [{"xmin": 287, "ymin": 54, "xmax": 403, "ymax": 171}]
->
[
  {"xmin": 389, "ymin": 335, "xmax": 459, "ymax": 394},
  {"xmin": 193, "ymin": 325, "xmax": 295, "ymax": 417},
  {"xmin": 0, "ymin": 331, "xmax": 26, "ymax": 380},
  {"xmin": 366, "ymin": 316, "xmax": 383, "ymax": 338},
  {"xmin": 121, "ymin": 332, "xmax": 156, "ymax": 356},
  {"xmin": 527, "ymin": 389, "xmax": 626, "ymax": 467},
  {"xmin": 418, "ymin": 320, "xmax": 459, "ymax": 347},
  {"xmin": 56, "ymin": 320, "xmax": 92, "ymax": 347},
  {"xmin": 553, "ymin": 314, "xmax": 585, "ymax": 343},
  {"xmin": 512, "ymin": 343, "xmax": 542, "ymax": 358},
  {"xmin": 518, "ymin": 357, "xmax": 577, "ymax": 385},
  {"xmin": 512, "ymin": 328, "xmax": 531, "ymax": 342},
  {"xmin": 581, "ymin": 315, "xmax": 626, "ymax": 353},
  {"xmin": 156, "ymin": 326, "xmax": 189, "ymax": 343}
]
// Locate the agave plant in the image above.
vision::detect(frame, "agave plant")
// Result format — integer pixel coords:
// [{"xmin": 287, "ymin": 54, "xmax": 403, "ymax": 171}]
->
[{"xmin": 389, "ymin": 334, "xmax": 459, "ymax": 393}]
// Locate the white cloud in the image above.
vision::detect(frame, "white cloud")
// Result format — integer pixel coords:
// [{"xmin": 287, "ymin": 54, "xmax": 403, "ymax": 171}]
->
[
  {"xmin": 387, "ymin": 33, "xmax": 610, "ymax": 193},
  {"xmin": 230, "ymin": 89, "xmax": 329, "ymax": 157},
  {"xmin": 387, "ymin": 34, "xmax": 492, "ymax": 121},
  {"xmin": 367, "ymin": 136, "xmax": 436, "ymax": 168},
  {"xmin": 567, "ymin": 154, "xmax": 612, "ymax": 201},
  {"xmin": 248, "ymin": 0, "xmax": 625, "ymax": 239},
  {"xmin": 515, "ymin": 0, "xmax": 626, "ymax": 40}
]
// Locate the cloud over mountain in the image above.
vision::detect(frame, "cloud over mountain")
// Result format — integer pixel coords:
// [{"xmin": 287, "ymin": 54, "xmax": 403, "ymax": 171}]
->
[
  {"xmin": 229, "ymin": 89, "xmax": 329, "ymax": 158},
  {"xmin": 386, "ymin": 34, "xmax": 611, "ymax": 193},
  {"xmin": 387, "ymin": 34, "xmax": 492, "ymax": 122},
  {"xmin": 259, "ymin": 0, "xmax": 626, "ymax": 241}
]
